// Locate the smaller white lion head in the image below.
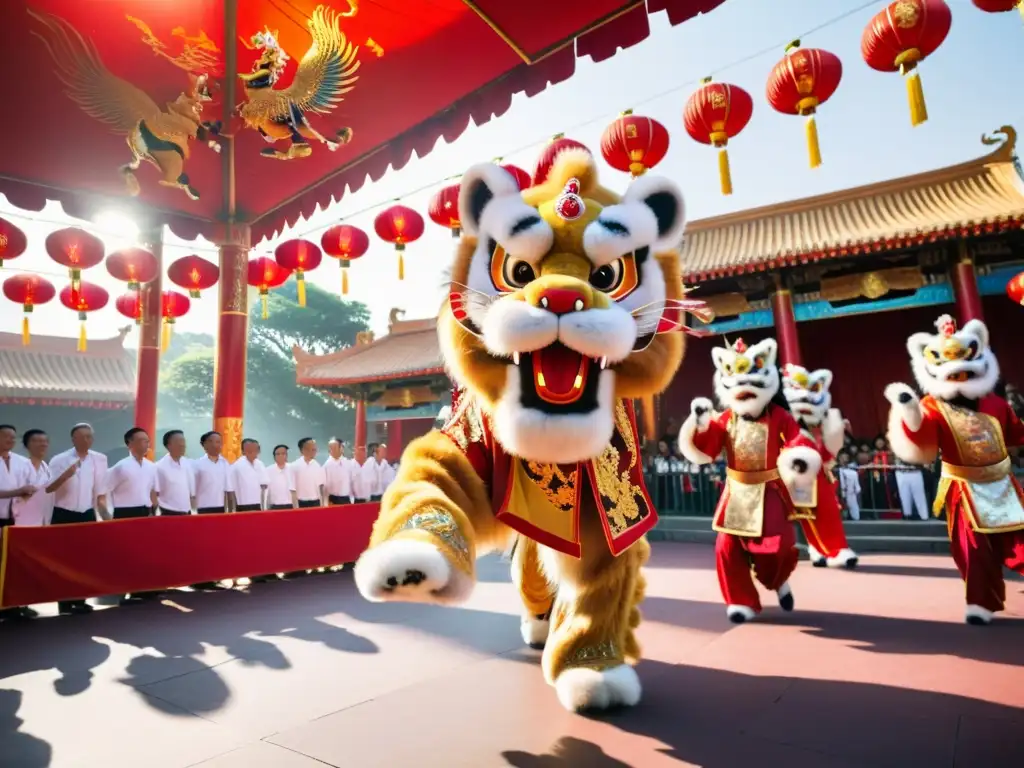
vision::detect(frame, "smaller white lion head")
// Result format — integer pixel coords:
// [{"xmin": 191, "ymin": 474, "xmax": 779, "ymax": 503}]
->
[
  {"xmin": 711, "ymin": 337, "xmax": 780, "ymax": 418},
  {"xmin": 782, "ymin": 364, "xmax": 833, "ymax": 427},
  {"xmin": 907, "ymin": 315, "xmax": 1000, "ymax": 401}
]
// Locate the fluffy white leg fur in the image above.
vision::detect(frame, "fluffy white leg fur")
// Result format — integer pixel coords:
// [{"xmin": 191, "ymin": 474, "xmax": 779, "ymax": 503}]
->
[
  {"xmin": 965, "ymin": 604, "xmax": 993, "ymax": 625},
  {"xmin": 821, "ymin": 408, "xmax": 846, "ymax": 457},
  {"xmin": 726, "ymin": 604, "xmax": 756, "ymax": 623},
  {"xmin": 778, "ymin": 446, "xmax": 822, "ymax": 487},
  {"xmin": 827, "ymin": 548, "xmax": 859, "ymax": 568},
  {"xmin": 521, "ymin": 617, "xmax": 551, "ymax": 648},
  {"xmin": 678, "ymin": 397, "xmax": 714, "ymax": 464},
  {"xmin": 354, "ymin": 538, "xmax": 474, "ymax": 605},
  {"xmin": 554, "ymin": 664, "xmax": 642, "ymax": 712},
  {"xmin": 806, "ymin": 543, "xmax": 826, "ymax": 565}
]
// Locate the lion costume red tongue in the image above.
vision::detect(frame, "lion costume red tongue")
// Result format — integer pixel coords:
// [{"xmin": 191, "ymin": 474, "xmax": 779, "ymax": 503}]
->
[{"xmin": 533, "ymin": 344, "xmax": 588, "ymax": 404}]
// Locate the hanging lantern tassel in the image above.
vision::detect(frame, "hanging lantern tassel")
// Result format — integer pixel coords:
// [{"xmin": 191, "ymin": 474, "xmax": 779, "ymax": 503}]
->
[
  {"xmin": 71, "ymin": 268, "xmax": 81, "ymax": 292},
  {"xmin": 341, "ymin": 259, "xmax": 350, "ymax": 296},
  {"xmin": 188, "ymin": 288, "xmax": 200, "ymax": 299},
  {"xmin": 716, "ymin": 146, "xmax": 733, "ymax": 196},
  {"xmin": 162, "ymin": 319, "xmax": 172, "ymax": 352},
  {"xmin": 805, "ymin": 114, "xmax": 822, "ymax": 169},
  {"xmin": 77, "ymin": 311, "xmax": 87, "ymax": 352},
  {"xmin": 396, "ymin": 243, "xmax": 405, "ymax": 281},
  {"xmin": 897, "ymin": 51, "xmax": 927, "ymax": 127},
  {"xmin": 296, "ymin": 271, "xmax": 307, "ymax": 307},
  {"xmin": 21, "ymin": 314, "xmax": 30, "ymax": 346},
  {"xmin": 260, "ymin": 291, "xmax": 269, "ymax": 319}
]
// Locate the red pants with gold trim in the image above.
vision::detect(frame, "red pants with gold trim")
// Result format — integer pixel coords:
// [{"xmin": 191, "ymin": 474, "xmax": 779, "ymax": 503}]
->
[
  {"xmin": 948, "ymin": 502, "xmax": 1024, "ymax": 613},
  {"xmin": 798, "ymin": 475, "xmax": 850, "ymax": 558},
  {"xmin": 716, "ymin": 487, "xmax": 799, "ymax": 612}
]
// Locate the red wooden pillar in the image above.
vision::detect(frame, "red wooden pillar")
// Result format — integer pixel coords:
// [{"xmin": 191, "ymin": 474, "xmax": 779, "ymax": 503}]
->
[
  {"xmin": 771, "ymin": 288, "xmax": 802, "ymax": 367},
  {"xmin": 952, "ymin": 242, "xmax": 984, "ymax": 325},
  {"xmin": 135, "ymin": 226, "xmax": 163, "ymax": 459},
  {"xmin": 387, "ymin": 420, "xmax": 403, "ymax": 462},
  {"xmin": 212, "ymin": 224, "xmax": 250, "ymax": 463},
  {"xmin": 354, "ymin": 399, "xmax": 367, "ymax": 452}
]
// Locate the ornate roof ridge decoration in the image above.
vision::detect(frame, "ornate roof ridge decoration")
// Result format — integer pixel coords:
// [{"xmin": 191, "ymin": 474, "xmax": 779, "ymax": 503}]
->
[{"xmin": 683, "ymin": 125, "xmax": 1024, "ymax": 282}]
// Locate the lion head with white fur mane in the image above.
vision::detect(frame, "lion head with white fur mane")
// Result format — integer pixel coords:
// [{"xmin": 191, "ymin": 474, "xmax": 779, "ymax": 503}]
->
[
  {"xmin": 439, "ymin": 148, "xmax": 690, "ymax": 464},
  {"xmin": 711, "ymin": 337, "xmax": 782, "ymax": 418},
  {"xmin": 908, "ymin": 314, "xmax": 1000, "ymax": 402},
  {"xmin": 782, "ymin": 364, "xmax": 833, "ymax": 428}
]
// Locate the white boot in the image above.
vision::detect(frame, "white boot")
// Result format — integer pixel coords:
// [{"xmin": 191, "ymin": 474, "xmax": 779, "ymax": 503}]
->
[
  {"xmin": 826, "ymin": 548, "xmax": 859, "ymax": 569},
  {"xmin": 726, "ymin": 605, "xmax": 756, "ymax": 624},
  {"xmin": 965, "ymin": 604, "xmax": 993, "ymax": 626},
  {"xmin": 806, "ymin": 543, "xmax": 827, "ymax": 568},
  {"xmin": 777, "ymin": 582, "xmax": 795, "ymax": 612}
]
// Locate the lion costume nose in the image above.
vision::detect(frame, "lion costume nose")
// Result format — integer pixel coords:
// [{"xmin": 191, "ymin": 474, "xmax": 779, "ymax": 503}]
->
[
  {"xmin": 733, "ymin": 357, "xmax": 752, "ymax": 374},
  {"xmin": 942, "ymin": 338, "xmax": 967, "ymax": 361},
  {"xmin": 534, "ymin": 287, "xmax": 590, "ymax": 315}
]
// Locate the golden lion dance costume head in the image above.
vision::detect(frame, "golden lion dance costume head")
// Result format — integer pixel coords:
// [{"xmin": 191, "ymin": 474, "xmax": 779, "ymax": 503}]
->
[{"xmin": 355, "ymin": 146, "xmax": 701, "ymax": 713}]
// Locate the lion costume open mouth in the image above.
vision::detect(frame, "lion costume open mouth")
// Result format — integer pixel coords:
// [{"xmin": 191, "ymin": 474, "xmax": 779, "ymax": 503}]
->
[{"xmin": 516, "ymin": 343, "xmax": 603, "ymax": 412}]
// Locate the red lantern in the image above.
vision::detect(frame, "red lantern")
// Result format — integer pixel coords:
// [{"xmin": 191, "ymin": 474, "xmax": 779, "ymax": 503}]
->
[
  {"xmin": 861, "ymin": 0, "xmax": 952, "ymax": 127},
  {"xmin": 428, "ymin": 184, "xmax": 462, "ymax": 239},
  {"xmin": 320, "ymin": 225, "xmax": 370, "ymax": 295},
  {"xmin": 600, "ymin": 111, "xmax": 670, "ymax": 177},
  {"xmin": 501, "ymin": 164, "xmax": 532, "ymax": 190},
  {"xmin": 161, "ymin": 290, "xmax": 191, "ymax": 351},
  {"xmin": 1007, "ymin": 272, "xmax": 1024, "ymax": 306},
  {"xmin": 167, "ymin": 254, "xmax": 220, "ymax": 298},
  {"xmin": 532, "ymin": 136, "xmax": 591, "ymax": 186},
  {"xmin": 3, "ymin": 274, "xmax": 55, "ymax": 345},
  {"xmin": 274, "ymin": 239, "xmax": 323, "ymax": 307},
  {"xmin": 115, "ymin": 291, "xmax": 142, "ymax": 324},
  {"xmin": 374, "ymin": 205, "xmax": 424, "ymax": 280},
  {"xmin": 46, "ymin": 227, "xmax": 105, "ymax": 290},
  {"xmin": 247, "ymin": 256, "xmax": 291, "ymax": 319},
  {"xmin": 58, "ymin": 281, "xmax": 109, "ymax": 352},
  {"xmin": 971, "ymin": 0, "xmax": 1023, "ymax": 20},
  {"xmin": 0, "ymin": 218, "xmax": 28, "ymax": 268},
  {"xmin": 766, "ymin": 42, "xmax": 843, "ymax": 169},
  {"xmin": 105, "ymin": 247, "xmax": 159, "ymax": 290},
  {"xmin": 683, "ymin": 78, "xmax": 754, "ymax": 195}
]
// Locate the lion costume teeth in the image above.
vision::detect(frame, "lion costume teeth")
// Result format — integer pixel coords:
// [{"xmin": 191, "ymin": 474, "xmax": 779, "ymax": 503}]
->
[{"xmin": 354, "ymin": 143, "xmax": 689, "ymax": 712}]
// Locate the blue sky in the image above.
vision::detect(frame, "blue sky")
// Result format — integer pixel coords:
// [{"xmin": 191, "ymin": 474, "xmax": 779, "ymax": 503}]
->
[{"xmin": 2, "ymin": 0, "xmax": 1022, "ymax": 342}]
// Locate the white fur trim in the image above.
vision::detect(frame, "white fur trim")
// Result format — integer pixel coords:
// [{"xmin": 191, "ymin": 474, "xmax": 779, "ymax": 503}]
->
[
  {"xmin": 777, "ymin": 582, "xmax": 792, "ymax": 600},
  {"xmin": 354, "ymin": 538, "xmax": 474, "ymax": 606},
  {"xmin": 620, "ymin": 173, "xmax": 687, "ymax": 252},
  {"xmin": 480, "ymin": 298, "xmax": 558, "ymax": 356},
  {"xmin": 778, "ymin": 445, "xmax": 822, "ymax": 487},
  {"xmin": 458, "ymin": 163, "xmax": 524, "ymax": 237},
  {"xmin": 726, "ymin": 605, "xmax": 756, "ymax": 622},
  {"xmin": 884, "ymin": 383, "xmax": 923, "ymax": 431},
  {"xmin": 821, "ymin": 408, "xmax": 846, "ymax": 457},
  {"xmin": 885, "ymin": 393, "xmax": 937, "ymax": 466},
  {"xmin": 827, "ymin": 548, "xmax": 858, "ymax": 568},
  {"xmin": 582, "ymin": 202, "xmax": 659, "ymax": 265},
  {"xmin": 558, "ymin": 307, "xmax": 637, "ymax": 364},
  {"xmin": 492, "ymin": 366, "xmax": 615, "ymax": 464},
  {"xmin": 679, "ymin": 400, "xmax": 714, "ymax": 465},
  {"xmin": 520, "ymin": 617, "xmax": 550, "ymax": 647},
  {"xmin": 806, "ymin": 543, "xmax": 825, "ymax": 564},
  {"xmin": 965, "ymin": 604, "xmax": 993, "ymax": 625},
  {"xmin": 554, "ymin": 663, "xmax": 642, "ymax": 712}
]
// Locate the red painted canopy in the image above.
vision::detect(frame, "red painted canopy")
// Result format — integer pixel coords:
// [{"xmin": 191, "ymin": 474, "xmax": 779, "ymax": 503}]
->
[{"xmin": 1, "ymin": 0, "xmax": 724, "ymax": 244}]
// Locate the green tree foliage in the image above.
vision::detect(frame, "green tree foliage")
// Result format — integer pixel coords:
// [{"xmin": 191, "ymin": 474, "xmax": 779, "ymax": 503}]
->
[{"xmin": 157, "ymin": 281, "xmax": 370, "ymax": 448}]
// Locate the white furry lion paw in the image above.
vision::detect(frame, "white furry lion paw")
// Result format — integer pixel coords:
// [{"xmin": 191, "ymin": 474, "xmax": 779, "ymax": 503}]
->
[
  {"xmin": 690, "ymin": 397, "xmax": 714, "ymax": 430},
  {"xmin": 354, "ymin": 539, "xmax": 473, "ymax": 605},
  {"xmin": 554, "ymin": 664, "xmax": 642, "ymax": 712},
  {"xmin": 778, "ymin": 445, "xmax": 822, "ymax": 486},
  {"xmin": 884, "ymin": 383, "xmax": 923, "ymax": 431},
  {"xmin": 521, "ymin": 616, "xmax": 550, "ymax": 650}
]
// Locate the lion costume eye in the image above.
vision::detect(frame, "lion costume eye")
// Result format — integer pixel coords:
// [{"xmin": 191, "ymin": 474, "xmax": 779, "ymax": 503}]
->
[
  {"xmin": 589, "ymin": 254, "xmax": 639, "ymax": 300},
  {"xmin": 924, "ymin": 347, "xmax": 941, "ymax": 364},
  {"xmin": 489, "ymin": 243, "xmax": 536, "ymax": 292}
]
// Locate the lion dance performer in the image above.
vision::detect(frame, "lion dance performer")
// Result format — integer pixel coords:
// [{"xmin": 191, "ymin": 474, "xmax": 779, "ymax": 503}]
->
[
  {"xmin": 354, "ymin": 146, "xmax": 702, "ymax": 711},
  {"xmin": 782, "ymin": 364, "xmax": 859, "ymax": 568},
  {"xmin": 679, "ymin": 338, "xmax": 821, "ymax": 623},
  {"xmin": 885, "ymin": 314, "xmax": 1024, "ymax": 625}
]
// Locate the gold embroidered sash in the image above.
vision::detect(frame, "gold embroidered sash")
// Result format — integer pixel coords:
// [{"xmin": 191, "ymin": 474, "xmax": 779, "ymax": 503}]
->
[
  {"xmin": 935, "ymin": 457, "xmax": 1024, "ymax": 533},
  {"xmin": 715, "ymin": 467, "xmax": 780, "ymax": 537}
]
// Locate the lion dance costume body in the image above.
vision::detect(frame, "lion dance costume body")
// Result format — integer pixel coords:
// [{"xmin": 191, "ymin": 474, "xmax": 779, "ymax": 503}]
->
[
  {"xmin": 354, "ymin": 147, "xmax": 690, "ymax": 711},
  {"xmin": 678, "ymin": 338, "xmax": 821, "ymax": 623},
  {"xmin": 885, "ymin": 314, "xmax": 1024, "ymax": 625},
  {"xmin": 782, "ymin": 364, "xmax": 859, "ymax": 568}
]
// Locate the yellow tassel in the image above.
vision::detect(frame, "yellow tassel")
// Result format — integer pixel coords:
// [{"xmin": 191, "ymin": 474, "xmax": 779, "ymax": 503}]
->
[
  {"xmin": 161, "ymin": 321, "xmax": 171, "ymax": 352},
  {"xmin": 398, "ymin": 252, "xmax": 405, "ymax": 281},
  {"xmin": 297, "ymin": 276, "xmax": 307, "ymax": 307},
  {"xmin": 805, "ymin": 115, "xmax": 822, "ymax": 169},
  {"xmin": 906, "ymin": 70, "xmax": 928, "ymax": 127},
  {"xmin": 717, "ymin": 147, "xmax": 733, "ymax": 196},
  {"xmin": 260, "ymin": 293, "xmax": 269, "ymax": 319},
  {"xmin": 342, "ymin": 269, "xmax": 349, "ymax": 295},
  {"xmin": 78, "ymin": 322, "xmax": 87, "ymax": 352},
  {"xmin": 21, "ymin": 316, "xmax": 30, "ymax": 346}
]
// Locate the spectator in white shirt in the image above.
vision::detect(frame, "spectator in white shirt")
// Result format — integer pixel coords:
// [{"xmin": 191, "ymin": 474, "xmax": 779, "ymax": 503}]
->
[
  {"xmin": 291, "ymin": 437, "xmax": 326, "ymax": 508},
  {"xmin": 232, "ymin": 438, "xmax": 268, "ymax": 511},
  {"xmin": 105, "ymin": 428, "xmax": 159, "ymax": 519},
  {"xmin": 45, "ymin": 423, "xmax": 107, "ymax": 614},
  {"xmin": 0, "ymin": 424, "xmax": 37, "ymax": 621},
  {"xmin": 324, "ymin": 437, "xmax": 355, "ymax": 505},
  {"xmin": 351, "ymin": 444, "xmax": 370, "ymax": 502},
  {"xmin": 361, "ymin": 442, "xmax": 396, "ymax": 502},
  {"xmin": 155, "ymin": 430, "xmax": 195, "ymax": 515},
  {"xmin": 265, "ymin": 444, "xmax": 296, "ymax": 509},
  {"xmin": 13, "ymin": 429, "xmax": 53, "ymax": 528},
  {"xmin": 192, "ymin": 430, "xmax": 234, "ymax": 513}
]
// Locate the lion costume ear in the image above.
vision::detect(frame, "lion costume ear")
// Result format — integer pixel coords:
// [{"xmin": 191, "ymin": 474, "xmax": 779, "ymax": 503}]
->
[
  {"xmin": 962, "ymin": 319, "xmax": 990, "ymax": 349},
  {"xmin": 621, "ymin": 174, "xmax": 687, "ymax": 252},
  {"xmin": 458, "ymin": 164, "xmax": 522, "ymax": 238},
  {"xmin": 810, "ymin": 369, "xmax": 833, "ymax": 392}
]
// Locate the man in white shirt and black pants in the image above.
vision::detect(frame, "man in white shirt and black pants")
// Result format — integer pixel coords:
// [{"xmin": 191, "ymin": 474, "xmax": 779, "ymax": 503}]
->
[
  {"xmin": 362, "ymin": 443, "xmax": 396, "ymax": 502},
  {"xmin": 155, "ymin": 430, "xmax": 195, "ymax": 515},
  {"xmin": 0, "ymin": 424, "xmax": 36, "ymax": 620},
  {"xmin": 265, "ymin": 444, "xmax": 296, "ymax": 509},
  {"xmin": 292, "ymin": 437, "xmax": 326, "ymax": 508},
  {"xmin": 191, "ymin": 430, "xmax": 234, "ymax": 589},
  {"xmin": 105, "ymin": 428, "xmax": 160, "ymax": 604},
  {"xmin": 324, "ymin": 437, "xmax": 354, "ymax": 505},
  {"xmin": 231, "ymin": 438, "xmax": 268, "ymax": 512},
  {"xmin": 46, "ymin": 423, "xmax": 108, "ymax": 614}
]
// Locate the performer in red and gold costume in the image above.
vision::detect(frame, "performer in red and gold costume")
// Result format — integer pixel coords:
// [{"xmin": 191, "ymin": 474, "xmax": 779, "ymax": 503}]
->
[
  {"xmin": 782, "ymin": 364, "xmax": 859, "ymax": 568},
  {"xmin": 679, "ymin": 337, "xmax": 821, "ymax": 623},
  {"xmin": 886, "ymin": 314, "xmax": 1024, "ymax": 625},
  {"xmin": 354, "ymin": 146, "xmax": 700, "ymax": 711}
]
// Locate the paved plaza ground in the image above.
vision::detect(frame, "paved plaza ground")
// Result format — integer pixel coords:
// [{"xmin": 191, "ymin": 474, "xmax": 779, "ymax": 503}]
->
[{"xmin": 1, "ymin": 542, "xmax": 1022, "ymax": 768}]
